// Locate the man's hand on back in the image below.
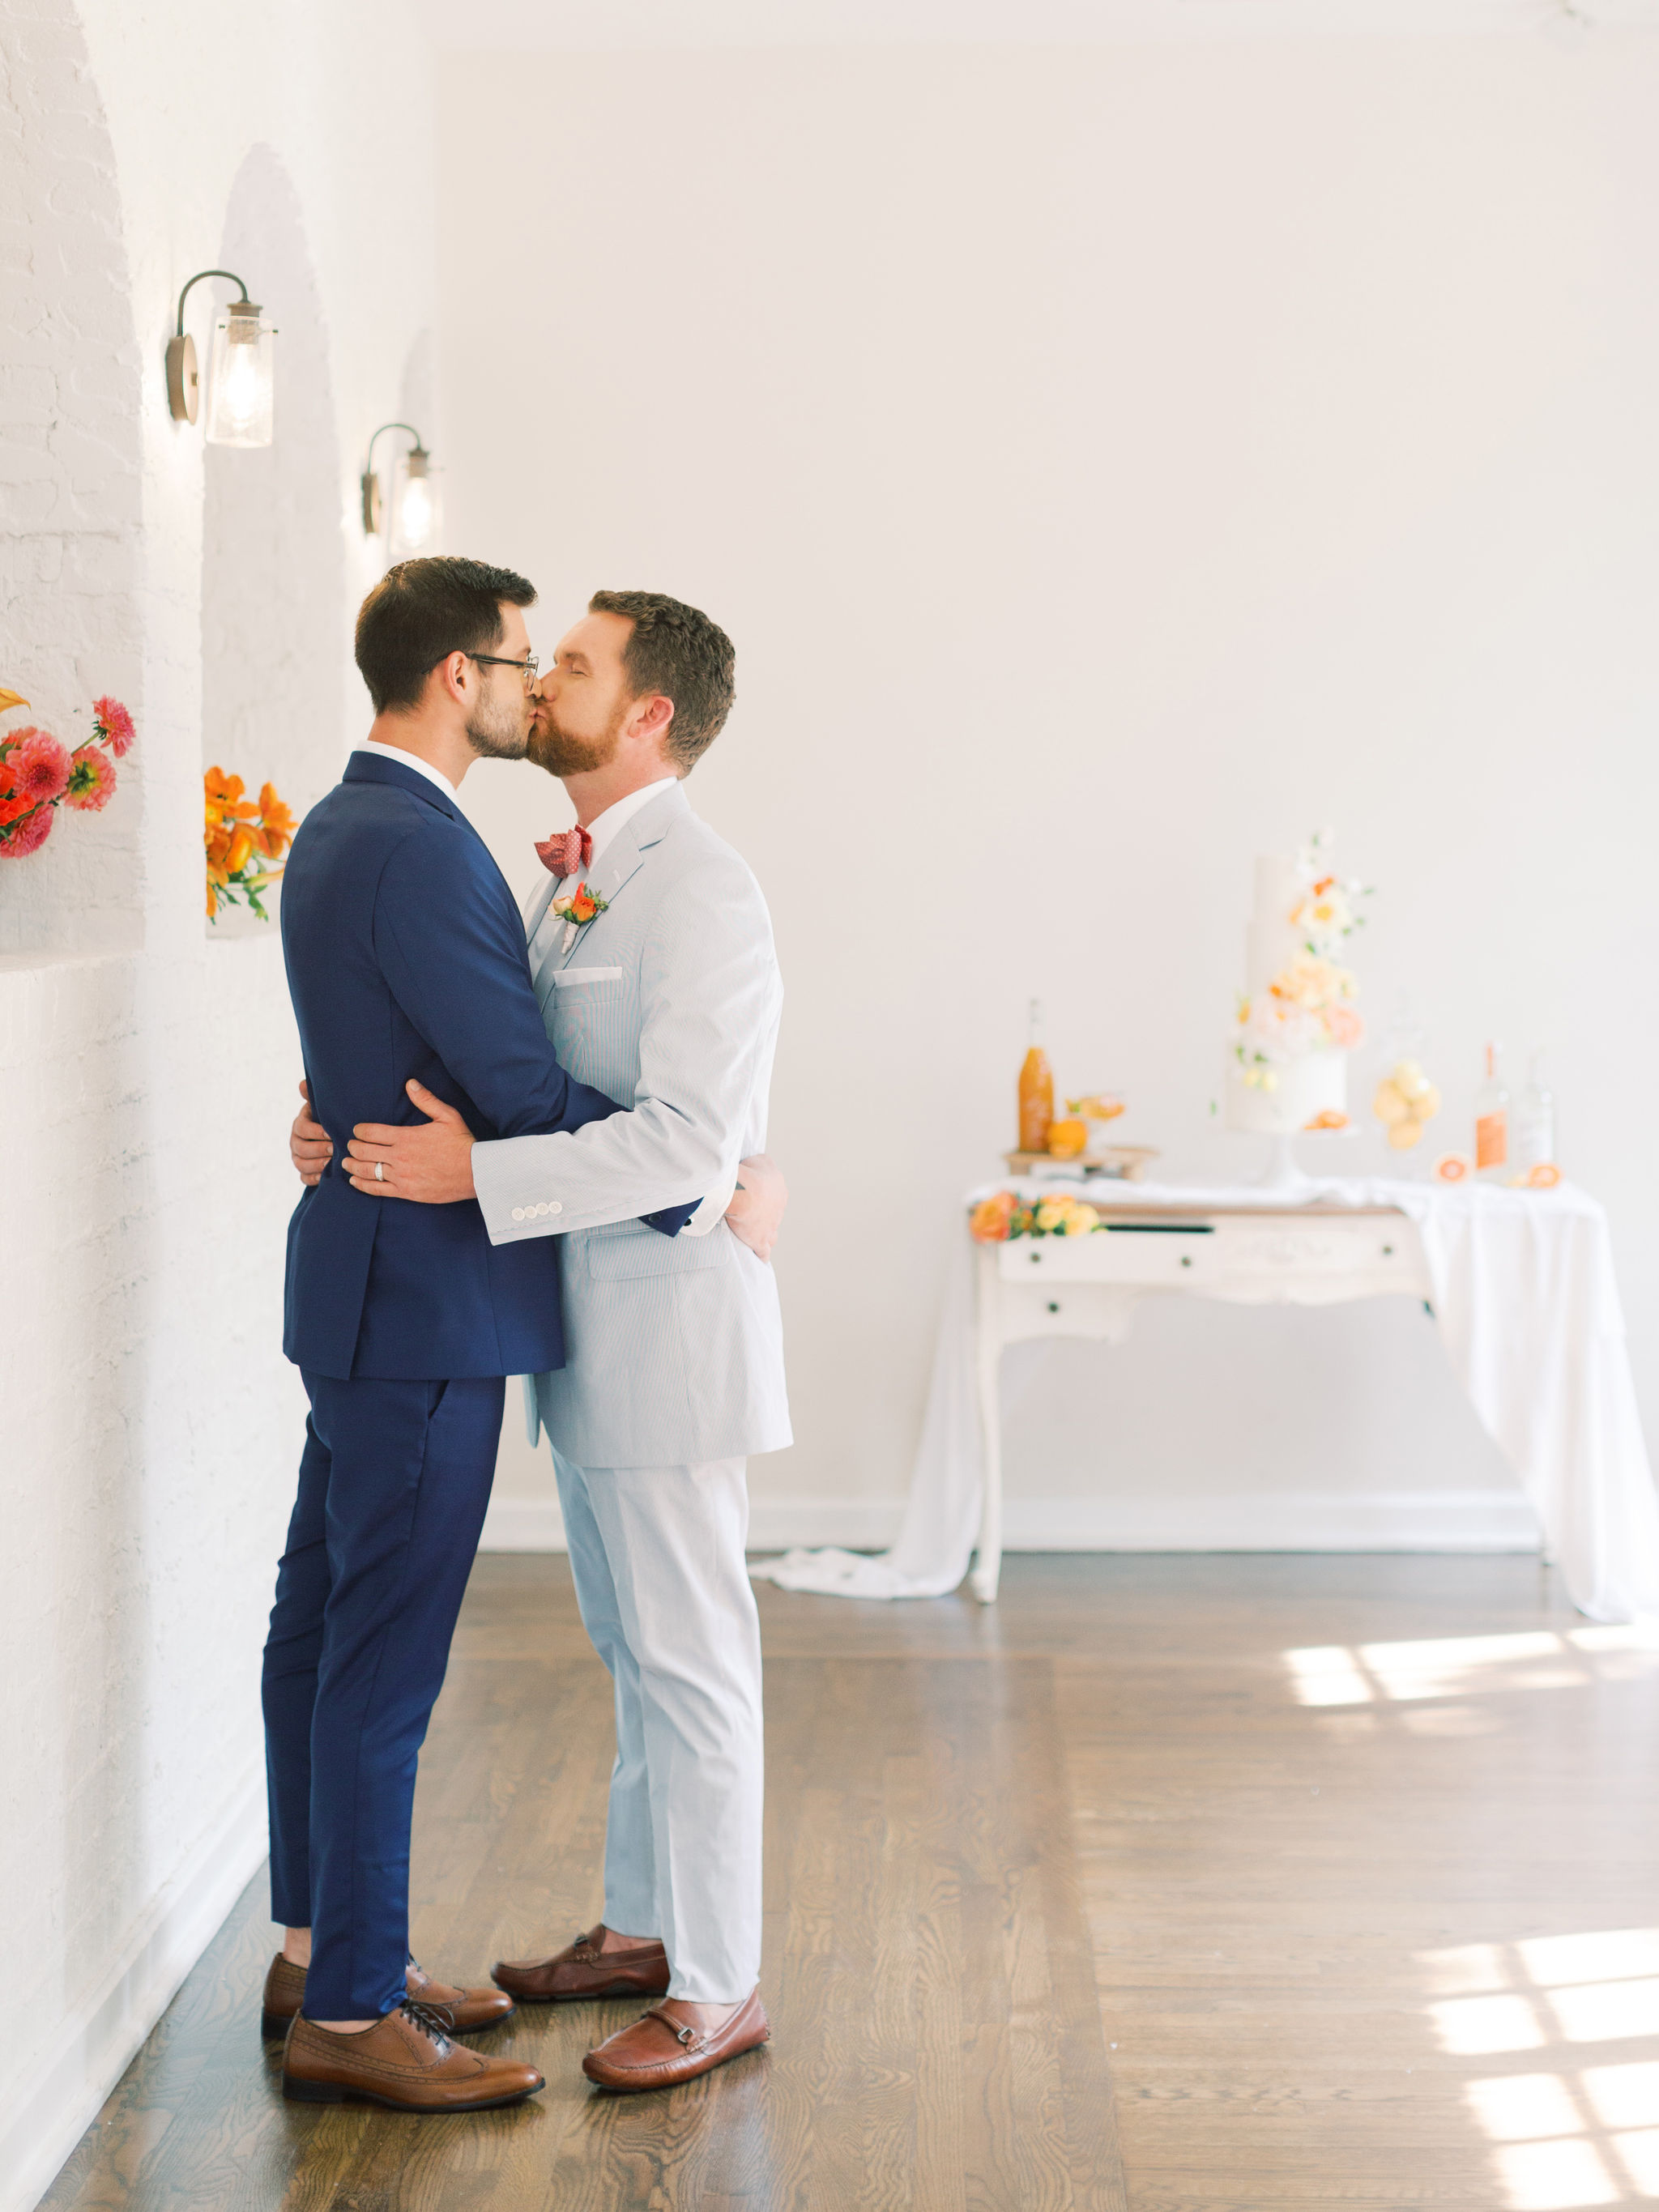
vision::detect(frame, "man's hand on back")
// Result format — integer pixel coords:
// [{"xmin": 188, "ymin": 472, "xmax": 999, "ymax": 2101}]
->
[
  {"xmin": 724, "ymin": 1153, "xmax": 787, "ymax": 1264},
  {"xmin": 316, "ymin": 1078, "xmax": 787, "ymax": 1255},
  {"xmin": 291, "ymin": 1080, "xmax": 334, "ymax": 1185},
  {"xmin": 347, "ymin": 1080, "xmax": 476, "ymax": 1201}
]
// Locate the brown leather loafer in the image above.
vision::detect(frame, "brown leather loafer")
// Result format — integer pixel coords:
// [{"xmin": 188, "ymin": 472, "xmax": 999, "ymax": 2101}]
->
[
  {"xmin": 582, "ymin": 1988, "xmax": 770, "ymax": 2093},
  {"xmin": 283, "ymin": 2001, "xmax": 544, "ymax": 2112},
  {"xmin": 261, "ymin": 1954, "xmax": 514, "ymax": 2039},
  {"xmin": 492, "ymin": 1924, "xmax": 671, "ymax": 2005}
]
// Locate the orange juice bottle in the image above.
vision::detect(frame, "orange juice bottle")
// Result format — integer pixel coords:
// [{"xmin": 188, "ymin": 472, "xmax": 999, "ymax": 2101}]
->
[{"xmin": 1018, "ymin": 999, "xmax": 1054, "ymax": 1153}]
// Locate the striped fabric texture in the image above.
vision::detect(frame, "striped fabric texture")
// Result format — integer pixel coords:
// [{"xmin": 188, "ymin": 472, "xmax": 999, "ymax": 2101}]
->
[{"xmin": 471, "ymin": 781, "xmax": 791, "ymax": 1468}]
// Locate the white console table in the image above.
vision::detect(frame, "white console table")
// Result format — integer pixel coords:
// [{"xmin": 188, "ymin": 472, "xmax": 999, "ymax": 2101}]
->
[
  {"xmin": 755, "ymin": 1176, "xmax": 1659, "ymax": 1625},
  {"xmin": 971, "ymin": 1203, "xmax": 1430, "ymax": 1600}
]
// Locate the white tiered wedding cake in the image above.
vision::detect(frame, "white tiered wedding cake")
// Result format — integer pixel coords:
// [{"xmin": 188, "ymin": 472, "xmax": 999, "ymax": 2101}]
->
[{"xmin": 1225, "ymin": 842, "xmax": 1365, "ymax": 1140}]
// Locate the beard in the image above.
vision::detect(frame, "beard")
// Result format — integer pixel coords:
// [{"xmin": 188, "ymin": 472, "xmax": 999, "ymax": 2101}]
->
[
  {"xmin": 529, "ymin": 701, "xmax": 625, "ymax": 778},
  {"xmin": 466, "ymin": 685, "xmax": 531, "ymax": 762}
]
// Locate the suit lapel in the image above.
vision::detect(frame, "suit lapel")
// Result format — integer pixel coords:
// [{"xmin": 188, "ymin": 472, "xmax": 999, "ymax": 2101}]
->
[
  {"xmin": 523, "ymin": 872, "xmax": 559, "ymax": 947},
  {"xmin": 550, "ymin": 784, "xmax": 686, "ymax": 972}
]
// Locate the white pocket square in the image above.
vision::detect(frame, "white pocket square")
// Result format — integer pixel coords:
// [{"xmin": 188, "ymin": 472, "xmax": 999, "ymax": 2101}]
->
[{"xmin": 551, "ymin": 966, "xmax": 624, "ymax": 985}]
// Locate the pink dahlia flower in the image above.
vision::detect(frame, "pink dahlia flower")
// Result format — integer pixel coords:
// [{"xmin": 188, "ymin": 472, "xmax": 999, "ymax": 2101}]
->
[
  {"xmin": 1, "ymin": 803, "xmax": 55, "ymax": 857},
  {"xmin": 65, "ymin": 744, "xmax": 117, "ymax": 811},
  {"xmin": 6, "ymin": 727, "xmax": 71, "ymax": 805},
  {"xmin": 92, "ymin": 696, "xmax": 135, "ymax": 756}
]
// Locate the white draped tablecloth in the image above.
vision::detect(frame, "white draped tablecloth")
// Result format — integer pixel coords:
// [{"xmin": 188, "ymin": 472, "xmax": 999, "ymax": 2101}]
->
[{"xmin": 753, "ymin": 1177, "xmax": 1659, "ymax": 1622}]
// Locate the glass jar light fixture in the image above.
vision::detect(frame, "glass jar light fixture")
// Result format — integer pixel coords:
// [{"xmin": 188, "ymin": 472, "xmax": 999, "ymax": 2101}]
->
[
  {"xmin": 360, "ymin": 423, "xmax": 441, "ymax": 560},
  {"xmin": 165, "ymin": 270, "xmax": 276, "ymax": 446}
]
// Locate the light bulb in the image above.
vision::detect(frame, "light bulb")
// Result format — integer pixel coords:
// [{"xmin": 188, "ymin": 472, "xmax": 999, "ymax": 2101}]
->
[
  {"xmin": 390, "ymin": 445, "xmax": 440, "ymax": 558},
  {"xmin": 399, "ymin": 471, "xmax": 433, "ymax": 550},
  {"xmin": 204, "ymin": 305, "xmax": 275, "ymax": 448},
  {"xmin": 220, "ymin": 346, "xmax": 259, "ymax": 433}
]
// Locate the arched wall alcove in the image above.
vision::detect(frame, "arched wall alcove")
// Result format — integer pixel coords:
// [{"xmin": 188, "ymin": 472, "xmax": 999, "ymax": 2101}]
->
[
  {"xmin": 0, "ymin": 0, "xmax": 143, "ymax": 959},
  {"xmin": 200, "ymin": 143, "xmax": 347, "ymax": 938}
]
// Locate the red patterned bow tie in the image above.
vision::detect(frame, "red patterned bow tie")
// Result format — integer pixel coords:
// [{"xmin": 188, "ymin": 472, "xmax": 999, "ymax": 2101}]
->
[{"xmin": 535, "ymin": 825, "xmax": 593, "ymax": 878}]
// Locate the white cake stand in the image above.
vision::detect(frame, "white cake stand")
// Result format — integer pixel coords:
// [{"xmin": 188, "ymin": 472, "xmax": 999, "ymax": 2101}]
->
[{"xmin": 1252, "ymin": 1126, "xmax": 1360, "ymax": 1195}]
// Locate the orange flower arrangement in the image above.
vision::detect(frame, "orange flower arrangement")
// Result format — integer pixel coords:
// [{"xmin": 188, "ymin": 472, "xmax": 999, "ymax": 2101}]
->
[
  {"xmin": 206, "ymin": 767, "xmax": 297, "ymax": 921},
  {"xmin": 970, "ymin": 1190, "xmax": 1102, "ymax": 1242},
  {"xmin": 970, "ymin": 1192, "xmax": 1017, "ymax": 1242}
]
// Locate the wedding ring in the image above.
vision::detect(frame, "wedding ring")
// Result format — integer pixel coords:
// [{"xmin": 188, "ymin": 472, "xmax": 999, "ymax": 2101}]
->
[{"xmin": 375, "ymin": 1160, "xmax": 385, "ymax": 1183}]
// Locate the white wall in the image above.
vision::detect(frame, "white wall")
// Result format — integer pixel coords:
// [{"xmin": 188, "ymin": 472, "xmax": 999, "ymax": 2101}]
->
[
  {"xmin": 0, "ymin": 6, "xmax": 434, "ymax": 2206},
  {"xmin": 439, "ymin": 32, "xmax": 1659, "ymax": 1550}
]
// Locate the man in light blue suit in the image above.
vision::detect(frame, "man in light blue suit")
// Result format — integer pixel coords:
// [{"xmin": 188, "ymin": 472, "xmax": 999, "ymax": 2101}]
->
[{"xmin": 327, "ymin": 592, "xmax": 788, "ymax": 2094}]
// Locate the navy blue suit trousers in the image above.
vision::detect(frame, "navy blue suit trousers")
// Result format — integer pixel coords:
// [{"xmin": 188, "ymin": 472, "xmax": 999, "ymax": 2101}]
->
[{"xmin": 262, "ymin": 1371, "xmax": 504, "ymax": 2019}]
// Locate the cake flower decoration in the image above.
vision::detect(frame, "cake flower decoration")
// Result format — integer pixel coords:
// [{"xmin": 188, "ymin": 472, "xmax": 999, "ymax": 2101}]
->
[{"xmin": 1231, "ymin": 831, "xmax": 1371, "ymax": 1093}]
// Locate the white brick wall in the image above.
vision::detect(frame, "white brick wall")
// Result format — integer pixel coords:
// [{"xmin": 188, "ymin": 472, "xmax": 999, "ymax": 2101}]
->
[
  {"xmin": 0, "ymin": 0, "xmax": 143, "ymax": 956},
  {"xmin": 0, "ymin": 4, "xmax": 436, "ymax": 2203}
]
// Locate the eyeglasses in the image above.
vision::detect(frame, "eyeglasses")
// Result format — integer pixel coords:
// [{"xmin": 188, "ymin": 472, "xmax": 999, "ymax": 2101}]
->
[{"xmin": 467, "ymin": 652, "xmax": 539, "ymax": 690}]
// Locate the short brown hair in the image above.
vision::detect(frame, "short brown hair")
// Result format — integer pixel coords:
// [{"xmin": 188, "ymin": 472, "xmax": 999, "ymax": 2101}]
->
[
  {"xmin": 356, "ymin": 556, "xmax": 536, "ymax": 714},
  {"xmin": 589, "ymin": 590, "xmax": 736, "ymax": 774}
]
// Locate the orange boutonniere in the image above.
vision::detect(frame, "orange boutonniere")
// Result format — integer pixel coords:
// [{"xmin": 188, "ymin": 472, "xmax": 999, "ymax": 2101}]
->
[{"xmin": 552, "ymin": 881, "xmax": 608, "ymax": 929}]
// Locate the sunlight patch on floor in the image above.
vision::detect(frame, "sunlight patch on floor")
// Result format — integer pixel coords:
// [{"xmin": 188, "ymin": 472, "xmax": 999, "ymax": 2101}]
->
[
  {"xmin": 1420, "ymin": 1933, "xmax": 1659, "ymax": 2206},
  {"xmin": 1283, "ymin": 1625, "xmax": 1659, "ymax": 1709}
]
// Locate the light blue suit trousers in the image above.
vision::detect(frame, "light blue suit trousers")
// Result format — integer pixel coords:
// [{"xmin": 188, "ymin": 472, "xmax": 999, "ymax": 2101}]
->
[{"xmin": 549, "ymin": 1443, "xmax": 764, "ymax": 2002}]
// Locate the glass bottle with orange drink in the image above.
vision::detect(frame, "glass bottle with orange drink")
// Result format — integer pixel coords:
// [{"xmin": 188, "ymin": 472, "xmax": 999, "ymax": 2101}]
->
[{"xmin": 1018, "ymin": 999, "xmax": 1054, "ymax": 1153}]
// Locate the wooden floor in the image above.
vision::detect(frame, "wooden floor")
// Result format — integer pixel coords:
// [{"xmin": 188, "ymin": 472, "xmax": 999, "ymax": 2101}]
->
[{"xmin": 40, "ymin": 1553, "xmax": 1659, "ymax": 2211}]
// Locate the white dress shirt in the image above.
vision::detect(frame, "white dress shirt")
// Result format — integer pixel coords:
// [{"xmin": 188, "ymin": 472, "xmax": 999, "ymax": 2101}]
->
[
  {"xmin": 357, "ymin": 737, "xmax": 458, "ymax": 800},
  {"xmin": 531, "ymin": 774, "xmax": 680, "ymax": 964},
  {"xmin": 562, "ymin": 775, "xmax": 679, "ymax": 881}
]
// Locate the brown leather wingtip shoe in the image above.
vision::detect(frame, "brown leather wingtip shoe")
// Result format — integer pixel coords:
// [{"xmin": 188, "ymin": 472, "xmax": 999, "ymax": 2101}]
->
[
  {"xmin": 581, "ymin": 1989, "xmax": 770, "ymax": 2093},
  {"xmin": 283, "ymin": 2001, "xmax": 544, "ymax": 2112},
  {"xmin": 493, "ymin": 1924, "xmax": 671, "ymax": 2005},
  {"xmin": 261, "ymin": 1954, "xmax": 514, "ymax": 2039},
  {"xmin": 262, "ymin": 1954, "xmax": 307, "ymax": 2040}
]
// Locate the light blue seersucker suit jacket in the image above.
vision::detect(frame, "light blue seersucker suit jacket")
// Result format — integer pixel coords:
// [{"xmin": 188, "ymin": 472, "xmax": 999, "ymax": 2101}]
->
[{"xmin": 471, "ymin": 779, "xmax": 791, "ymax": 1469}]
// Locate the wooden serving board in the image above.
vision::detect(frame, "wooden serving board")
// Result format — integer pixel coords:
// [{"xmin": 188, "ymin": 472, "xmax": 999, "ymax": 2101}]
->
[{"xmin": 1000, "ymin": 1145, "xmax": 1159, "ymax": 1182}]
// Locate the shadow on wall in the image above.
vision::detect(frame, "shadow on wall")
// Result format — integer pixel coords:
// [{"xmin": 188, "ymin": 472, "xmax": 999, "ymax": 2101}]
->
[
  {"xmin": 201, "ymin": 143, "xmax": 346, "ymax": 940},
  {"xmin": 0, "ymin": 0, "xmax": 143, "ymax": 959}
]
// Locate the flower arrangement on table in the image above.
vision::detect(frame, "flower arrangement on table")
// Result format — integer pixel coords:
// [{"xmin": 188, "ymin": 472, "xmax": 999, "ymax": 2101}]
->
[
  {"xmin": 205, "ymin": 766, "xmax": 297, "ymax": 921},
  {"xmin": 970, "ymin": 1191, "xmax": 1104, "ymax": 1242},
  {"xmin": 1232, "ymin": 831, "xmax": 1369, "ymax": 1097},
  {"xmin": 0, "ymin": 689, "xmax": 134, "ymax": 858}
]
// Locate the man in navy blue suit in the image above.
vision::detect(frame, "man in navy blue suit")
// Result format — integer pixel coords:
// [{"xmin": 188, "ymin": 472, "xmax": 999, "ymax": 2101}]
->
[{"xmin": 263, "ymin": 558, "xmax": 695, "ymax": 2113}]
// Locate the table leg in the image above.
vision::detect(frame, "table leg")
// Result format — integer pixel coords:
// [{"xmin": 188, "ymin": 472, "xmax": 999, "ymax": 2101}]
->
[{"xmin": 970, "ymin": 1245, "xmax": 1004, "ymax": 1604}]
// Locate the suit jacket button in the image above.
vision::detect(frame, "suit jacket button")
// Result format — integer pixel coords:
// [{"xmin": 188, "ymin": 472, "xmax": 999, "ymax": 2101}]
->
[
  {"xmin": 548, "ymin": 1201, "xmax": 563, "ymax": 1215},
  {"xmin": 511, "ymin": 1207, "xmax": 526, "ymax": 1221}
]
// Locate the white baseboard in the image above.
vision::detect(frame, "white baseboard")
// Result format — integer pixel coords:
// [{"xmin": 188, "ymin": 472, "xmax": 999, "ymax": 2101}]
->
[
  {"xmin": 482, "ymin": 1488, "xmax": 1538, "ymax": 1557},
  {"xmin": 999, "ymin": 1489, "xmax": 1540, "ymax": 1552},
  {"xmin": 6, "ymin": 1765, "xmax": 267, "ymax": 2212}
]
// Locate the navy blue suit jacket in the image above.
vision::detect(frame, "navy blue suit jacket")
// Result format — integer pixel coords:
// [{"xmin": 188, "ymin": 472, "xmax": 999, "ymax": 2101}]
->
[{"xmin": 281, "ymin": 751, "xmax": 689, "ymax": 1381}]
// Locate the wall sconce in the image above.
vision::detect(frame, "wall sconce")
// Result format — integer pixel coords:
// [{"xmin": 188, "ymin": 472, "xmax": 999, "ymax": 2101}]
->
[
  {"xmin": 165, "ymin": 270, "xmax": 276, "ymax": 446},
  {"xmin": 360, "ymin": 423, "xmax": 441, "ymax": 559}
]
